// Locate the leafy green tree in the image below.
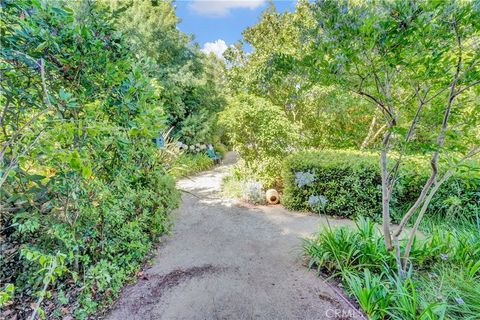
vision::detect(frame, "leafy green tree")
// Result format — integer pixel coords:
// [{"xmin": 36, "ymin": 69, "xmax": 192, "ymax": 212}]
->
[
  {"xmin": 160, "ymin": 55, "xmax": 227, "ymax": 145},
  {"xmin": 224, "ymin": 1, "xmax": 376, "ymax": 150},
  {"xmin": 102, "ymin": 0, "xmax": 192, "ymax": 68},
  {"xmin": 219, "ymin": 94, "xmax": 297, "ymax": 187},
  {"xmin": 103, "ymin": 0, "xmax": 227, "ymax": 145}
]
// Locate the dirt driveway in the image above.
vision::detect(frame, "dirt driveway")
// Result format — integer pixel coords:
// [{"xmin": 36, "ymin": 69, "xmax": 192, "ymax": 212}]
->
[{"xmin": 106, "ymin": 153, "xmax": 361, "ymax": 320}]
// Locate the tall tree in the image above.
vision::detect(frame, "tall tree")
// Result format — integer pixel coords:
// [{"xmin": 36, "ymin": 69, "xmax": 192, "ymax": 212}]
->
[
  {"xmin": 102, "ymin": 0, "xmax": 227, "ymax": 144},
  {"xmin": 225, "ymin": 1, "xmax": 376, "ymax": 149}
]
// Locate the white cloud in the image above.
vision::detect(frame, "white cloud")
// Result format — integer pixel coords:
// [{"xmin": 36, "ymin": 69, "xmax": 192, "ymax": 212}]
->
[
  {"xmin": 201, "ymin": 39, "xmax": 229, "ymax": 58},
  {"xmin": 189, "ymin": 0, "xmax": 266, "ymax": 17}
]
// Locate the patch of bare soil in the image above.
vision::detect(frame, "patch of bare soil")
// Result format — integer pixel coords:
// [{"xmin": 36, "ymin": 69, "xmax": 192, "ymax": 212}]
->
[{"xmin": 121, "ymin": 265, "xmax": 224, "ymax": 315}]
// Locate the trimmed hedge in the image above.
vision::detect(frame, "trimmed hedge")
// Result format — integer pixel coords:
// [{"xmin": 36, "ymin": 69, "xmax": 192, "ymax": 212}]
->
[{"xmin": 282, "ymin": 150, "xmax": 480, "ymax": 220}]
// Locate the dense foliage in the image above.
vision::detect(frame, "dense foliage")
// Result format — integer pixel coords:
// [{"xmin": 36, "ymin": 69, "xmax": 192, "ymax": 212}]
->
[
  {"xmin": 0, "ymin": 0, "xmax": 224, "ymax": 318},
  {"xmin": 220, "ymin": 4, "xmax": 372, "ymax": 185},
  {"xmin": 219, "ymin": 94, "xmax": 296, "ymax": 187},
  {"xmin": 306, "ymin": 0, "xmax": 480, "ymax": 151},
  {"xmin": 222, "ymin": 0, "xmax": 480, "ymax": 185},
  {"xmin": 282, "ymin": 150, "xmax": 480, "ymax": 221},
  {"xmin": 224, "ymin": 2, "xmax": 374, "ymax": 151},
  {"xmin": 103, "ymin": 0, "xmax": 227, "ymax": 146},
  {"xmin": 304, "ymin": 217, "xmax": 480, "ymax": 319}
]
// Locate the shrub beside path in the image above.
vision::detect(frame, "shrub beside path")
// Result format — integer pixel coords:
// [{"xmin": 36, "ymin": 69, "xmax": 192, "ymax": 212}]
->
[{"xmin": 106, "ymin": 152, "xmax": 361, "ymax": 320}]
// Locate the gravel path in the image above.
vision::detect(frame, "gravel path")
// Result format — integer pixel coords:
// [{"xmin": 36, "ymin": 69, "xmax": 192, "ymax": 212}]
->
[{"xmin": 106, "ymin": 153, "xmax": 361, "ymax": 320}]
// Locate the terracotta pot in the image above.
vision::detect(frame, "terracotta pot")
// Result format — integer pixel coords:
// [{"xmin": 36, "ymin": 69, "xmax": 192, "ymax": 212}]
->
[{"xmin": 266, "ymin": 189, "xmax": 280, "ymax": 204}]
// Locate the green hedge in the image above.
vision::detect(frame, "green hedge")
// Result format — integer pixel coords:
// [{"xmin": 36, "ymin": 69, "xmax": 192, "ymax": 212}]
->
[{"xmin": 282, "ymin": 150, "xmax": 480, "ymax": 220}]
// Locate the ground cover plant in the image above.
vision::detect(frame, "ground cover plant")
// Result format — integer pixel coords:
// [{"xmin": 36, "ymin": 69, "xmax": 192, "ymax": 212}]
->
[{"xmin": 304, "ymin": 217, "xmax": 480, "ymax": 319}]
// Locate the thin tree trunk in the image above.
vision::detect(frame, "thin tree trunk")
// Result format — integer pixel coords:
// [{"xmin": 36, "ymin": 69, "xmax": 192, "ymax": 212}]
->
[
  {"xmin": 393, "ymin": 169, "xmax": 437, "ymax": 239},
  {"xmin": 402, "ymin": 172, "xmax": 451, "ymax": 270},
  {"xmin": 381, "ymin": 130, "xmax": 393, "ymax": 250},
  {"xmin": 392, "ymin": 21, "xmax": 463, "ymax": 273},
  {"xmin": 29, "ymin": 258, "xmax": 57, "ymax": 320},
  {"xmin": 402, "ymin": 145, "xmax": 480, "ymax": 270}
]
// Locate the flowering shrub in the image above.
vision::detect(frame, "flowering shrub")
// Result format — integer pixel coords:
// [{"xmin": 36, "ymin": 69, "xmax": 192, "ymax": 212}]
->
[
  {"xmin": 241, "ymin": 180, "xmax": 265, "ymax": 204},
  {"xmin": 178, "ymin": 142, "xmax": 208, "ymax": 153}
]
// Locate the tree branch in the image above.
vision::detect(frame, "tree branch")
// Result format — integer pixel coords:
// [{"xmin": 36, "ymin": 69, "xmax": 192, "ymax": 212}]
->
[
  {"xmin": 402, "ymin": 144, "xmax": 480, "ymax": 270},
  {"xmin": 354, "ymin": 90, "xmax": 395, "ymax": 124},
  {"xmin": 360, "ymin": 115, "xmax": 377, "ymax": 150},
  {"xmin": 392, "ymin": 18, "xmax": 463, "ymax": 241},
  {"xmin": 454, "ymin": 79, "xmax": 480, "ymax": 97}
]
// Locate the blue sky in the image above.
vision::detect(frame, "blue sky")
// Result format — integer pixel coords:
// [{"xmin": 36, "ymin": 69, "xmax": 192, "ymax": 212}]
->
[{"xmin": 175, "ymin": 0, "xmax": 297, "ymax": 56}]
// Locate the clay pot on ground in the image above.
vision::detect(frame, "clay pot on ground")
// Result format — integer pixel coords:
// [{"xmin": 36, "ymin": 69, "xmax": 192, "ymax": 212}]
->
[{"xmin": 266, "ymin": 189, "xmax": 280, "ymax": 204}]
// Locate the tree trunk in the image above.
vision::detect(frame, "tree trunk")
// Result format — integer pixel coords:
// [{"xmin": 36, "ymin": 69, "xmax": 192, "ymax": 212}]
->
[{"xmin": 380, "ymin": 130, "xmax": 393, "ymax": 250}]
